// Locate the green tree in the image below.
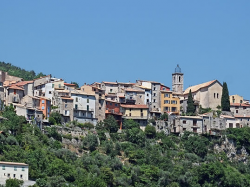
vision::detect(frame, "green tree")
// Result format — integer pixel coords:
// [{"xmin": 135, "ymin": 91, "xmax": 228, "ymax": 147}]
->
[
  {"xmin": 104, "ymin": 115, "xmax": 119, "ymax": 133},
  {"xmin": 160, "ymin": 113, "xmax": 168, "ymax": 120},
  {"xmin": 187, "ymin": 89, "xmax": 195, "ymax": 115},
  {"xmin": 50, "ymin": 112, "xmax": 62, "ymax": 124},
  {"xmin": 5, "ymin": 178, "xmax": 24, "ymax": 187},
  {"xmin": 145, "ymin": 125, "xmax": 156, "ymax": 138},
  {"xmin": 71, "ymin": 81, "xmax": 79, "ymax": 89},
  {"xmin": 82, "ymin": 134, "xmax": 98, "ymax": 152},
  {"xmin": 221, "ymin": 82, "xmax": 230, "ymax": 111}
]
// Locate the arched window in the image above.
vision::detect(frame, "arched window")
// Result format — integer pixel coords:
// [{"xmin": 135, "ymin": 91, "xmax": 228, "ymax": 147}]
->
[{"xmin": 179, "ymin": 76, "xmax": 181, "ymax": 83}]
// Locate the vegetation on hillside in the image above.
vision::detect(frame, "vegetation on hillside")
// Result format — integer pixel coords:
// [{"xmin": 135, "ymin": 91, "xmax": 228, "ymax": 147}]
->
[
  {"xmin": 0, "ymin": 61, "xmax": 46, "ymax": 81},
  {"xmin": 0, "ymin": 107, "xmax": 250, "ymax": 187},
  {"xmin": 221, "ymin": 82, "xmax": 230, "ymax": 111}
]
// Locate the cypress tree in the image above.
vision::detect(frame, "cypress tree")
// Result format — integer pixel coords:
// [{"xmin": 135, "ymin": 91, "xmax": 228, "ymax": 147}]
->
[
  {"xmin": 221, "ymin": 82, "xmax": 230, "ymax": 111},
  {"xmin": 187, "ymin": 89, "xmax": 195, "ymax": 115}
]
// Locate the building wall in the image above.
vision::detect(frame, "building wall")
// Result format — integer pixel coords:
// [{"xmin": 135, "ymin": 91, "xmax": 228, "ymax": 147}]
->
[
  {"xmin": 207, "ymin": 81, "xmax": 222, "ymax": 110},
  {"xmin": 23, "ymin": 83, "xmax": 34, "ymax": 96},
  {"xmin": 40, "ymin": 98, "xmax": 51, "ymax": 119},
  {"xmin": 34, "ymin": 75, "xmax": 51, "ymax": 88},
  {"xmin": 60, "ymin": 99, "xmax": 74, "ymax": 122},
  {"xmin": 172, "ymin": 73, "xmax": 184, "ymax": 94},
  {"xmin": 151, "ymin": 84, "xmax": 161, "ymax": 112},
  {"xmin": 161, "ymin": 91, "xmax": 180, "ymax": 114},
  {"xmin": 7, "ymin": 89, "xmax": 24, "ymax": 105},
  {"xmin": 101, "ymin": 83, "xmax": 119, "ymax": 94},
  {"xmin": 145, "ymin": 90, "xmax": 151, "ymax": 104},
  {"xmin": 230, "ymin": 95, "xmax": 244, "ymax": 104},
  {"xmin": 230, "ymin": 106, "xmax": 250, "ymax": 116},
  {"xmin": 45, "ymin": 83, "xmax": 54, "ymax": 101},
  {"xmin": 0, "ymin": 163, "xmax": 29, "ymax": 180},
  {"xmin": 224, "ymin": 118, "xmax": 240, "ymax": 128},
  {"xmin": 122, "ymin": 108, "xmax": 148, "ymax": 118}
]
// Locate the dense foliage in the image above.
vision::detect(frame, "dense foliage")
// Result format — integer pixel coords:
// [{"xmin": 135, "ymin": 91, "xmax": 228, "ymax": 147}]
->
[
  {"xmin": 221, "ymin": 82, "xmax": 230, "ymax": 111},
  {"xmin": 0, "ymin": 61, "xmax": 46, "ymax": 81},
  {"xmin": 1, "ymin": 106, "xmax": 250, "ymax": 186},
  {"xmin": 187, "ymin": 89, "xmax": 195, "ymax": 115}
]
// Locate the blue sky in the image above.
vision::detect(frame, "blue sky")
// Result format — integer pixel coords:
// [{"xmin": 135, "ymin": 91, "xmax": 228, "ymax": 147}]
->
[{"xmin": 1, "ymin": 1, "xmax": 250, "ymax": 98}]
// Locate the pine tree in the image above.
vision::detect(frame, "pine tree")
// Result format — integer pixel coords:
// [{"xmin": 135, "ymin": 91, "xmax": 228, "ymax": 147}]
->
[
  {"xmin": 187, "ymin": 89, "xmax": 195, "ymax": 115},
  {"xmin": 221, "ymin": 82, "xmax": 230, "ymax": 111}
]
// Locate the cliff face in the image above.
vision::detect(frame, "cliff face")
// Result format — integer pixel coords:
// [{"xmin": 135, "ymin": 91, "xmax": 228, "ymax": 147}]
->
[{"xmin": 214, "ymin": 137, "xmax": 249, "ymax": 163}]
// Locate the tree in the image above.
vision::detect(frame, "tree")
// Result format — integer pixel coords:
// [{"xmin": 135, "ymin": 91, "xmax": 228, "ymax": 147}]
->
[
  {"xmin": 221, "ymin": 82, "xmax": 230, "ymax": 111},
  {"xmin": 82, "ymin": 134, "xmax": 98, "ymax": 152},
  {"xmin": 145, "ymin": 125, "xmax": 156, "ymax": 138},
  {"xmin": 50, "ymin": 112, "xmax": 62, "ymax": 124},
  {"xmin": 187, "ymin": 89, "xmax": 195, "ymax": 115},
  {"xmin": 71, "ymin": 81, "xmax": 79, "ymax": 89},
  {"xmin": 5, "ymin": 178, "xmax": 24, "ymax": 187},
  {"xmin": 104, "ymin": 115, "xmax": 119, "ymax": 133}
]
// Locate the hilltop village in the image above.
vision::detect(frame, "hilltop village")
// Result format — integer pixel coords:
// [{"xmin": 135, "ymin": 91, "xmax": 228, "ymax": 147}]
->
[{"xmin": 0, "ymin": 65, "xmax": 247, "ymax": 136}]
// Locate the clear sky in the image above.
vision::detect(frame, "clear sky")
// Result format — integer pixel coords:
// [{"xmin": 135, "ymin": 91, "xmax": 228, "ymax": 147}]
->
[{"xmin": 1, "ymin": 1, "xmax": 250, "ymax": 99}]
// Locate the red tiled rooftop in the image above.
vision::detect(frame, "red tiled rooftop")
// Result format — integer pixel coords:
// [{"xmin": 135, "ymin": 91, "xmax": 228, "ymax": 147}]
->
[
  {"xmin": 184, "ymin": 80, "xmax": 220, "ymax": 95},
  {"xmin": 64, "ymin": 83, "xmax": 76, "ymax": 86},
  {"xmin": 234, "ymin": 115, "xmax": 250, "ymax": 118},
  {"xmin": 230, "ymin": 103, "xmax": 250, "ymax": 107},
  {"xmin": 121, "ymin": 104, "xmax": 148, "ymax": 109},
  {"xmin": 61, "ymin": 97, "xmax": 73, "ymax": 100},
  {"xmin": 8, "ymin": 85, "xmax": 24, "ymax": 90}
]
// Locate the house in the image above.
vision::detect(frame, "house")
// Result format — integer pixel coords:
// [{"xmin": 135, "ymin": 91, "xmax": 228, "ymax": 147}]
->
[
  {"xmin": 124, "ymin": 88, "xmax": 145, "ymax": 105},
  {"xmin": 6, "ymin": 85, "xmax": 24, "ymax": 105},
  {"xmin": 71, "ymin": 90, "xmax": 97, "ymax": 125},
  {"xmin": 0, "ymin": 161, "xmax": 29, "ymax": 181},
  {"xmin": 81, "ymin": 84, "xmax": 106, "ymax": 121},
  {"xmin": 220, "ymin": 115, "xmax": 241, "ymax": 128},
  {"xmin": 105, "ymin": 100, "xmax": 122, "ymax": 129},
  {"xmin": 230, "ymin": 103, "xmax": 250, "ymax": 116},
  {"xmin": 64, "ymin": 83, "xmax": 77, "ymax": 90},
  {"xmin": 172, "ymin": 116, "xmax": 203, "ymax": 134},
  {"xmin": 120, "ymin": 104, "xmax": 149, "ymax": 129},
  {"xmin": 33, "ymin": 75, "xmax": 51, "ymax": 97},
  {"xmin": 161, "ymin": 90, "xmax": 180, "ymax": 115},
  {"xmin": 230, "ymin": 94, "xmax": 244, "ymax": 104},
  {"xmin": 183, "ymin": 80, "xmax": 222, "ymax": 110}
]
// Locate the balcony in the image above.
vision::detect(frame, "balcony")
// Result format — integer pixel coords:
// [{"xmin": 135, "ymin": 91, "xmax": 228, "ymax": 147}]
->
[{"xmin": 122, "ymin": 115, "xmax": 148, "ymax": 120}]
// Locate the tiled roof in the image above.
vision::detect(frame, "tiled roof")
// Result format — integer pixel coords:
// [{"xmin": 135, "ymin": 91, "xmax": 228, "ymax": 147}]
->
[
  {"xmin": 125, "ymin": 88, "xmax": 144, "ymax": 92},
  {"xmin": 8, "ymin": 85, "xmax": 24, "ymax": 90},
  {"xmin": 180, "ymin": 116, "xmax": 203, "ymax": 119},
  {"xmin": 183, "ymin": 80, "xmax": 220, "ymax": 95},
  {"xmin": 64, "ymin": 83, "xmax": 76, "ymax": 86},
  {"xmin": 13, "ymin": 81, "xmax": 33, "ymax": 86},
  {"xmin": 234, "ymin": 115, "xmax": 250, "ymax": 118},
  {"xmin": 220, "ymin": 115, "xmax": 235, "ymax": 119},
  {"xmin": 120, "ymin": 104, "xmax": 148, "ymax": 109},
  {"xmin": 0, "ymin": 161, "xmax": 28, "ymax": 166},
  {"xmin": 103, "ymin": 81, "xmax": 118, "ymax": 84},
  {"xmin": 230, "ymin": 103, "xmax": 250, "ymax": 107},
  {"xmin": 61, "ymin": 97, "xmax": 73, "ymax": 100}
]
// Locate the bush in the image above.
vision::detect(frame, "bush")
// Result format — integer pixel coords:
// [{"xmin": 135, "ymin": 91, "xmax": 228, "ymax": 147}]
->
[
  {"xmin": 145, "ymin": 125, "xmax": 156, "ymax": 138},
  {"xmin": 5, "ymin": 178, "xmax": 24, "ymax": 187}
]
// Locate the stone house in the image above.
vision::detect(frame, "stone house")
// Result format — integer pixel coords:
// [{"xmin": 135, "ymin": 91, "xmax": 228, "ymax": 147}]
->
[
  {"xmin": 124, "ymin": 88, "xmax": 145, "ymax": 105},
  {"xmin": 105, "ymin": 100, "xmax": 122, "ymax": 129},
  {"xmin": 183, "ymin": 80, "xmax": 223, "ymax": 110},
  {"xmin": 71, "ymin": 90, "xmax": 97, "ymax": 125},
  {"xmin": 230, "ymin": 103, "xmax": 250, "ymax": 116},
  {"xmin": 33, "ymin": 75, "xmax": 51, "ymax": 97},
  {"xmin": 120, "ymin": 104, "xmax": 149, "ymax": 129}
]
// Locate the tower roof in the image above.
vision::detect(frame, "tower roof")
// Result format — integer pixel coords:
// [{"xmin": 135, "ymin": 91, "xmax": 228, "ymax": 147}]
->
[{"xmin": 175, "ymin": 64, "xmax": 181, "ymax": 73}]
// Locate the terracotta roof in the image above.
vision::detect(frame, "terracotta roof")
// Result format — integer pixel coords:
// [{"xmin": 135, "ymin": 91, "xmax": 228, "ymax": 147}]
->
[
  {"xmin": 125, "ymin": 88, "xmax": 144, "ymax": 92},
  {"xmin": 180, "ymin": 116, "xmax": 202, "ymax": 119},
  {"xmin": 0, "ymin": 161, "xmax": 28, "ymax": 166},
  {"xmin": 71, "ymin": 90, "xmax": 95, "ymax": 96},
  {"xmin": 220, "ymin": 115, "xmax": 235, "ymax": 119},
  {"xmin": 64, "ymin": 83, "xmax": 76, "ymax": 86},
  {"xmin": 184, "ymin": 80, "xmax": 220, "ymax": 95},
  {"xmin": 103, "ymin": 81, "xmax": 118, "ymax": 84},
  {"xmin": 234, "ymin": 115, "xmax": 250, "ymax": 118},
  {"xmin": 61, "ymin": 97, "xmax": 73, "ymax": 100},
  {"xmin": 230, "ymin": 103, "xmax": 250, "ymax": 107},
  {"xmin": 120, "ymin": 104, "xmax": 148, "ymax": 109},
  {"xmin": 13, "ymin": 81, "xmax": 33, "ymax": 86},
  {"xmin": 8, "ymin": 85, "xmax": 24, "ymax": 90}
]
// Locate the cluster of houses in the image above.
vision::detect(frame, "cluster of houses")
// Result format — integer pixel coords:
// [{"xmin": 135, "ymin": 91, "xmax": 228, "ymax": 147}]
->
[{"xmin": 0, "ymin": 65, "xmax": 249, "ymax": 136}]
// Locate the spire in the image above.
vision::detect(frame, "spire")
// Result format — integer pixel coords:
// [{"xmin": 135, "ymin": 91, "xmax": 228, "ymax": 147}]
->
[{"xmin": 175, "ymin": 64, "xmax": 181, "ymax": 73}]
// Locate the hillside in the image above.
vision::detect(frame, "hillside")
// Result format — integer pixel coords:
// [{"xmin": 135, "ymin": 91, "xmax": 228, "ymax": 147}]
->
[
  {"xmin": 1, "ymin": 107, "xmax": 250, "ymax": 187},
  {"xmin": 0, "ymin": 61, "xmax": 45, "ymax": 81}
]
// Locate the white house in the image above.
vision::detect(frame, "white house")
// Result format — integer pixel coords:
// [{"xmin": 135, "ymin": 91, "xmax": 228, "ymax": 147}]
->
[
  {"xmin": 71, "ymin": 90, "xmax": 97, "ymax": 125},
  {"xmin": 0, "ymin": 161, "xmax": 29, "ymax": 181}
]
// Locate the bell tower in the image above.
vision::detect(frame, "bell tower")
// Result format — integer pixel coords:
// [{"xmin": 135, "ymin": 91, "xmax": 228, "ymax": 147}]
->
[{"xmin": 172, "ymin": 64, "xmax": 184, "ymax": 94}]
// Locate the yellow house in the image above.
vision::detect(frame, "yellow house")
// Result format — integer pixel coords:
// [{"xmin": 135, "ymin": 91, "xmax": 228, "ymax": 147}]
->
[
  {"xmin": 230, "ymin": 95, "xmax": 244, "ymax": 104},
  {"xmin": 120, "ymin": 104, "xmax": 148, "ymax": 127},
  {"xmin": 161, "ymin": 90, "xmax": 180, "ymax": 114}
]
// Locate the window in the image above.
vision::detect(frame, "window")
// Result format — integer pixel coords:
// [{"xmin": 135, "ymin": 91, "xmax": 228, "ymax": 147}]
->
[
  {"xmin": 110, "ymin": 89, "xmax": 113, "ymax": 93},
  {"xmin": 7, "ymin": 174, "xmax": 10, "ymax": 177},
  {"xmin": 214, "ymin": 93, "xmax": 216, "ymax": 98},
  {"xmin": 52, "ymin": 84, "xmax": 54, "ymax": 88},
  {"xmin": 179, "ymin": 76, "xmax": 181, "ymax": 82},
  {"xmin": 153, "ymin": 93, "xmax": 156, "ymax": 96},
  {"xmin": 115, "ymin": 104, "xmax": 118, "ymax": 107},
  {"xmin": 153, "ymin": 99, "xmax": 156, "ymax": 103},
  {"xmin": 147, "ymin": 99, "xmax": 149, "ymax": 103},
  {"xmin": 49, "ymin": 91, "xmax": 52, "ymax": 94},
  {"xmin": 240, "ymin": 100, "xmax": 243, "ymax": 104},
  {"xmin": 42, "ymin": 106, "xmax": 44, "ymax": 110},
  {"xmin": 87, "ymin": 99, "xmax": 89, "ymax": 103},
  {"xmin": 99, "ymin": 107, "xmax": 101, "ymax": 110},
  {"xmin": 65, "ymin": 104, "xmax": 67, "ymax": 108},
  {"xmin": 75, "ymin": 104, "xmax": 78, "ymax": 109},
  {"xmin": 20, "ymin": 175, "xmax": 23, "ymax": 179},
  {"xmin": 14, "ymin": 166, "xmax": 17, "ymax": 171},
  {"xmin": 229, "ymin": 123, "xmax": 233, "ymax": 128},
  {"xmin": 65, "ymin": 100, "xmax": 68, "ymax": 103},
  {"xmin": 2, "ymin": 166, "xmax": 5, "ymax": 170},
  {"xmin": 42, "ymin": 100, "xmax": 45, "ymax": 104},
  {"xmin": 164, "ymin": 93, "xmax": 169, "ymax": 98},
  {"xmin": 217, "ymin": 93, "xmax": 219, "ymax": 99},
  {"xmin": 164, "ymin": 107, "xmax": 169, "ymax": 111},
  {"xmin": 110, "ymin": 103, "xmax": 112, "ymax": 106},
  {"xmin": 236, "ymin": 110, "xmax": 238, "ymax": 113},
  {"xmin": 147, "ymin": 93, "xmax": 149, "ymax": 97},
  {"xmin": 59, "ymin": 84, "xmax": 61, "ymax": 88},
  {"xmin": 76, "ymin": 97, "xmax": 78, "ymax": 102},
  {"xmin": 164, "ymin": 100, "xmax": 169, "ymax": 104},
  {"xmin": 183, "ymin": 120, "xmax": 186, "ymax": 124},
  {"xmin": 171, "ymin": 100, "xmax": 177, "ymax": 104},
  {"xmin": 129, "ymin": 113, "xmax": 131, "ymax": 116},
  {"xmin": 13, "ymin": 174, "xmax": 16, "ymax": 178},
  {"xmin": 153, "ymin": 87, "xmax": 156, "ymax": 91},
  {"xmin": 87, "ymin": 105, "xmax": 89, "ymax": 111},
  {"xmin": 141, "ymin": 109, "xmax": 143, "ymax": 112},
  {"xmin": 14, "ymin": 89, "xmax": 16, "ymax": 95}
]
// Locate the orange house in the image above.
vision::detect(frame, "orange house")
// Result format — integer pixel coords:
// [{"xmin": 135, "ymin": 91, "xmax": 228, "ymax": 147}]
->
[{"xmin": 39, "ymin": 97, "xmax": 51, "ymax": 119}]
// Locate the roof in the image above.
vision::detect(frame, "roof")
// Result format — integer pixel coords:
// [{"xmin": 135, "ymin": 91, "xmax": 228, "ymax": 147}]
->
[
  {"xmin": 64, "ymin": 83, "xmax": 76, "ymax": 86},
  {"xmin": 8, "ymin": 85, "xmax": 24, "ymax": 90},
  {"xmin": 125, "ymin": 88, "xmax": 145, "ymax": 92},
  {"xmin": 13, "ymin": 81, "xmax": 33, "ymax": 86},
  {"xmin": 120, "ymin": 104, "xmax": 148, "ymax": 109},
  {"xmin": 102, "ymin": 81, "xmax": 118, "ymax": 85},
  {"xmin": 0, "ymin": 161, "xmax": 28, "ymax": 166},
  {"xmin": 184, "ymin": 80, "xmax": 221, "ymax": 95},
  {"xmin": 61, "ymin": 97, "xmax": 73, "ymax": 100},
  {"xmin": 136, "ymin": 80, "xmax": 161, "ymax": 84},
  {"xmin": 235, "ymin": 115, "xmax": 250, "ymax": 118},
  {"xmin": 220, "ymin": 115, "xmax": 235, "ymax": 119},
  {"xmin": 105, "ymin": 99, "xmax": 120, "ymax": 103},
  {"xmin": 230, "ymin": 103, "xmax": 250, "ymax": 107},
  {"xmin": 33, "ymin": 75, "xmax": 51, "ymax": 81},
  {"xmin": 71, "ymin": 90, "xmax": 95, "ymax": 96},
  {"xmin": 180, "ymin": 116, "xmax": 202, "ymax": 119}
]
